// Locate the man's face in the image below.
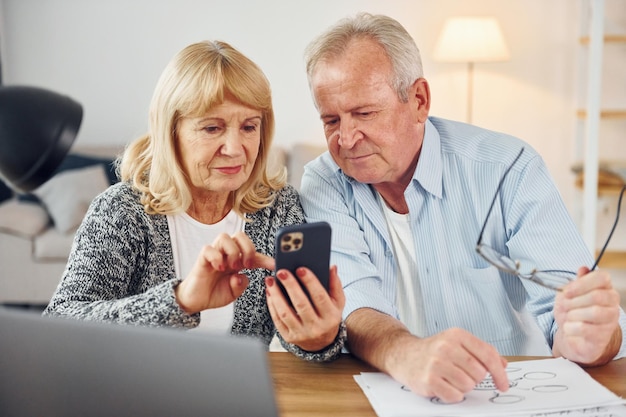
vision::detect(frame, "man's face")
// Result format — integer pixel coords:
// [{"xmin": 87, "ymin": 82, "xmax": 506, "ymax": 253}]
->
[{"xmin": 310, "ymin": 38, "xmax": 429, "ymax": 189}]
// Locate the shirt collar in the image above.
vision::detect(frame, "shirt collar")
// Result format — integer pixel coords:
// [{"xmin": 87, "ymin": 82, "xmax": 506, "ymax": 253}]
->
[{"xmin": 412, "ymin": 118, "xmax": 443, "ymax": 199}]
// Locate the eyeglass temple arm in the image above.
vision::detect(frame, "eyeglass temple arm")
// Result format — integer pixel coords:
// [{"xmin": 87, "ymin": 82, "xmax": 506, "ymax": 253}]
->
[
  {"xmin": 476, "ymin": 148, "xmax": 525, "ymax": 246},
  {"xmin": 591, "ymin": 185, "xmax": 626, "ymax": 271}
]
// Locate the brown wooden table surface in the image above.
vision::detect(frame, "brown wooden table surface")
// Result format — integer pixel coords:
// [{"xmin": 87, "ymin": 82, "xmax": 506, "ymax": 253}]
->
[{"xmin": 268, "ymin": 352, "xmax": 626, "ymax": 417}]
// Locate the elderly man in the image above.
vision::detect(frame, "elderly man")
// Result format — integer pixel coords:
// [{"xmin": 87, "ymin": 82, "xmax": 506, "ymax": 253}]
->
[{"xmin": 300, "ymin": 12, "xmax": 625, "ymax": 403}]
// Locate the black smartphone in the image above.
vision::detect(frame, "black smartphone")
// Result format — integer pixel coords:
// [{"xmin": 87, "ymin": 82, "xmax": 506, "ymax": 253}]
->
[{"xmin": 274, "ymin": 221, "xmax": 331, "ymax": 303}]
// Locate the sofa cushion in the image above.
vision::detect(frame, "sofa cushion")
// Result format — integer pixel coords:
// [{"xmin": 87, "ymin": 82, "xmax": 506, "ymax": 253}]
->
[
  {"xmin": 17, "ymin": 153, "xmax": 118, "ymax": 204},
  {"xmin": 59, "ymin": 153, "xmax": 119, "ymax": 185},
  {"xmin": 34, "ymin": 227, "xmax": 76, "ymax": 260},
  {"xmin": 0, "ymin": 199, "xmax": 50, "ymax": 238},
  {"xmin": 286, "ymin": 143, "xmax": 327, "ymax": 189},
  {"xmin": 33, "ymin": 164, "xmax": 110, "ymax": 234}
]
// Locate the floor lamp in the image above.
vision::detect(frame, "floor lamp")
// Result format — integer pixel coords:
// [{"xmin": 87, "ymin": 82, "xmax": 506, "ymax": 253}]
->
[{"xmin": 433, "ymin": 16, "xmax": 510, "ymax": 124}]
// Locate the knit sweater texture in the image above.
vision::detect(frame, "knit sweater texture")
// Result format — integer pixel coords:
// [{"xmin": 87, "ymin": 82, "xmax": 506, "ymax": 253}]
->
[{"xmin": 44, "ymin": 181, "xmax": 345, "ymax": 361}]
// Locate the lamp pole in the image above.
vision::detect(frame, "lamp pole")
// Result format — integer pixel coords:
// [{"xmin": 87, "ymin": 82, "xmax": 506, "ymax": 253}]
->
[{"xmin": 433, "ymin": 16, "xmax": 510, "ymax": 126}]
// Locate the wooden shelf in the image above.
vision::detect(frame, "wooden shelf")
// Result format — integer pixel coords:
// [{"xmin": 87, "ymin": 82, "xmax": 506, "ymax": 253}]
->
[
  {"xmin": 576, "ymin": 109, "xmax": 626, "ymax": 119},
  {"xmin": 597, "ymin": 184, "xmax": 626, "ymax": 195},
  {"xmin": 579, "ymin": 34, "xmax": 626, "ymax": 45},
  {"xmin": 576, "ymin": 186, "xmax": 625, "ymax": 197},
  {"xmin": 596, "ymin": 250, "xmax": 626, "ymax": 269},
  {"xmin": 574, "ymin": 171, "xmax": 625, "ymax": 196}
]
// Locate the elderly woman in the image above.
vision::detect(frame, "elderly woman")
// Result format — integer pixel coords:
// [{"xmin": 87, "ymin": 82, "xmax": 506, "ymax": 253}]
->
[{"xmin": 44, "ymin": 40, "xmax": 346, "ymax": 361}]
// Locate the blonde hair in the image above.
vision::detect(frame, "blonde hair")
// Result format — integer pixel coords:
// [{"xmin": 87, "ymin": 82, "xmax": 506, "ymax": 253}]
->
[{"xmin": 119, "ymin": 40, "xmax": 285, "ymax": 215}]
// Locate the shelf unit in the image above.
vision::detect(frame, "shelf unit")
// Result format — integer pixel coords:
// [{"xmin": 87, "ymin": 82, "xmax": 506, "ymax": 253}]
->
[{"xmin": 575, "ymin": 0, "xmax": 626, "ymax": 269}]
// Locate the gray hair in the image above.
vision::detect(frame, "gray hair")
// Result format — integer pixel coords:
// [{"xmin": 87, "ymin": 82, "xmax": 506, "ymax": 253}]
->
[{"xmin": 304, "ymin": 12, "xmax": 423, "ymax": 102}]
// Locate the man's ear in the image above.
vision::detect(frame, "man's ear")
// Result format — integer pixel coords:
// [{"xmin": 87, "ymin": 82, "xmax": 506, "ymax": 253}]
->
[{"xmin": 410, "ymin": 78, "xmax": 431, "ymax": 123}]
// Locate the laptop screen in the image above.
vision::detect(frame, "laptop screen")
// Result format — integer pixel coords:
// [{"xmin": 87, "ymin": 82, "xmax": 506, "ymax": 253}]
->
[{"xmin": 0, "ymin": 307, "xmax": 278, "ymax": 417}]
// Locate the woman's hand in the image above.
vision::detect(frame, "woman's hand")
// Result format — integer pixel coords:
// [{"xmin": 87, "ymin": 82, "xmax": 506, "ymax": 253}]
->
[
  {"xmin": 265, "ymin": 265, "xmax": 345, "ymax": 352},
  {"xmin": 175, "ymin": 231, "xmax": 275, "ymax": 314}
]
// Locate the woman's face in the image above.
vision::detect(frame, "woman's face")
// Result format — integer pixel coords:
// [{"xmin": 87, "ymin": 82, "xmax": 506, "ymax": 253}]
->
[{"xmin": 176, "ymin": 95, "xmax": 262, "ymax": 197}]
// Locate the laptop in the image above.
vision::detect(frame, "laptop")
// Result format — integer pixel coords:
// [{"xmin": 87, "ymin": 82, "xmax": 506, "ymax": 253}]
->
[{"xmin": 0, "ymin": 307, "xmax": 278, "ymax": 417}]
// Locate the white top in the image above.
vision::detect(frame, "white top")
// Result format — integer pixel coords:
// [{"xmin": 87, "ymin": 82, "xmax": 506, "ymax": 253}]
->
[
  {"xmin": 379, "ymin": 195, "xmax": 427, "ymax": 337},
  {"xmin": 167, "ymin": 210, "xmax": 245, "ymax": 333}
]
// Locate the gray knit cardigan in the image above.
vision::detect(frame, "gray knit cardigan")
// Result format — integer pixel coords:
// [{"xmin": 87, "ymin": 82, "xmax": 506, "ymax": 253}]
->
[{"xmin": 44, "ymin": 181, "xmax": 346, "ymax": 362}]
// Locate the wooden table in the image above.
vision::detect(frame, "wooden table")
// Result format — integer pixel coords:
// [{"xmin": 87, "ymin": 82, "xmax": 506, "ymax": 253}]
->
[{"xmin": 268, "ymin": 352, "xmax": 626, "ymax": 417}]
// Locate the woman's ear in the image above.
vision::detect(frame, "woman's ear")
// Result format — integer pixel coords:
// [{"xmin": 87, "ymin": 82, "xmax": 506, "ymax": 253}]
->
[{"xmin": 410, "ymin": 78, "xmax": 431, "ymax": 123}]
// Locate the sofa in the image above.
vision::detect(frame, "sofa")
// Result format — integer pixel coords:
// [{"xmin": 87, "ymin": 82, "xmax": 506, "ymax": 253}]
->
[{"xmin": 0, "ymin": 142, "xmax": 326, "ymax": 306}]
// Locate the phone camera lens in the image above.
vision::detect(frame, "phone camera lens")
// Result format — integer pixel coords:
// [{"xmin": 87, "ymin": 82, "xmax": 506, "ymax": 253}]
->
[{"xmin": 282, "ymin": 244, "xmax": 292, "ymax": 251}]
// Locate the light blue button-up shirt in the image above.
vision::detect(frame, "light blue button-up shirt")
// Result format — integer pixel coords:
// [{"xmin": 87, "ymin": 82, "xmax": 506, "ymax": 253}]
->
[{"xmin": 301, "ymin": 116, "xmax": 626, "ymax": 358}]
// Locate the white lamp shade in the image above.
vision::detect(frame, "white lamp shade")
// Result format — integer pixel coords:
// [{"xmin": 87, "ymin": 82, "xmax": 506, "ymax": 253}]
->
[{"xmin": 433, "ymin": 17, "xmax": 510, "ymax": 62}]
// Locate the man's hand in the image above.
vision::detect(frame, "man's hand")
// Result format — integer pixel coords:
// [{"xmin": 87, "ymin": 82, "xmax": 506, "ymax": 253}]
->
[
  {"xmin": 553, "ymin": 266, "xmax": 622, "ymax": 366},
  {"xmin": 346, "ymin": 309, "xmax": 508, "ymax": 404},
  {"xmin": 393, "ymin": 328, "xmax": 509, "ymax": 403}
]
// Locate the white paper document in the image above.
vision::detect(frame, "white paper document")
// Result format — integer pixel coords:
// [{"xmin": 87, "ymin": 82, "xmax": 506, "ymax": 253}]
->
[{"xmin": 354, "ymin": 357, "xmax": 626, "ymax": 417}]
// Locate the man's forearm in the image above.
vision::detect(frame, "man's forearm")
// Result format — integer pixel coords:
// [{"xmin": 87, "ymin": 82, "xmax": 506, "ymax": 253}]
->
[{"xmin": 345, "ymin": 307, "xmax": 415, "ymax": 373}]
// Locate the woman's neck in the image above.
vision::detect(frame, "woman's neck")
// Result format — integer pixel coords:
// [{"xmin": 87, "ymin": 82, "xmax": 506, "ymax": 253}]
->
[{"xmin": 186, "ymin": 192, "xmax": 233, "ymax": 224}]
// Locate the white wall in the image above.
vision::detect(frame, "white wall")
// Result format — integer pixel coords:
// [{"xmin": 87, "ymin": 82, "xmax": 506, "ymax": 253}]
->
[{"xmin": 1, "ymin": 0, "xmax": 624, "ymax": 217}]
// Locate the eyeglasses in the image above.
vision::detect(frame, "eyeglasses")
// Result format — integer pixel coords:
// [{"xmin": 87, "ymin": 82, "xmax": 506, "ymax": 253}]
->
[{"xmin": 476, "ymin": 147, "xmax": 626, "ymax": 291}]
